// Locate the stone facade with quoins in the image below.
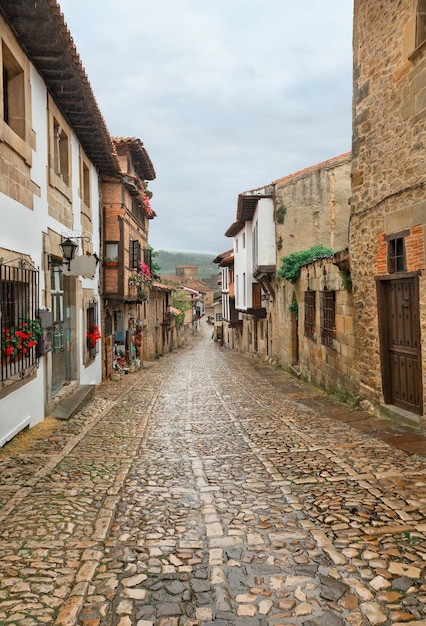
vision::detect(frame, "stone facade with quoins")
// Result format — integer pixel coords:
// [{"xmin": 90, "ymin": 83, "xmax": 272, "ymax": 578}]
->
[{"xmin": 350, "ymin": 0, "xmax": 426, "ymax": 424}]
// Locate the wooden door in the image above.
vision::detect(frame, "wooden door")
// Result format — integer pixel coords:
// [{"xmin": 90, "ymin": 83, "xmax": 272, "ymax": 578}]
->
[{"xmin": 380, "ymin": 277, "xmax": 423, "ymax": 414}]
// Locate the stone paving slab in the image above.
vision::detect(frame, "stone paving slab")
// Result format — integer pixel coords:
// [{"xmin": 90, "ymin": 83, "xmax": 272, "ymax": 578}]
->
[{"xmin": 0, "ymin": 328, "xmax": 425, "ymax": 625}]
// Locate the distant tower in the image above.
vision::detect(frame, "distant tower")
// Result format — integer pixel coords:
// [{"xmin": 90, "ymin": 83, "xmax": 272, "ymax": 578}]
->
[{"xmin": 176, "ymin": 265, "xmax": 199, "ymax": 281}]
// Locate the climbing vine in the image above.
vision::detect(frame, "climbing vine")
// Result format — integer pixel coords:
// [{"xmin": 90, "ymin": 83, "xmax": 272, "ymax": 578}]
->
[
  {"xmin": 339, "ymin": 270, "xmax": 352, "ymax": 292},
  {"xmin": 276, "ymin": 203, "xmax": 287, "ymax": 224},
  {"xmin": 277, "ymin": 244, "xmax": 334, "ymax": 283}
]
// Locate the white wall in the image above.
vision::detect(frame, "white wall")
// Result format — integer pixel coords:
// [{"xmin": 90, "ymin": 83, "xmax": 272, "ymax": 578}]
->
[
  {"xmin": 253, "ymin": 197, "xmax": 275, "ymax": 268},
  {"xmin": 234, "ymin": 224, "xmax": 253, "ymax": 310},
  {"xmin": 0, "ymin": 54, "xmax": 102, "ymax": 446}
]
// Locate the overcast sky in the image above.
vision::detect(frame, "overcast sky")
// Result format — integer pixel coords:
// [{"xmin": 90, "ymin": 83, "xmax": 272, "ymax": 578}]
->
[{"xmin": 58, "ymin": 0, "xmax": 354, "ymax": 255}]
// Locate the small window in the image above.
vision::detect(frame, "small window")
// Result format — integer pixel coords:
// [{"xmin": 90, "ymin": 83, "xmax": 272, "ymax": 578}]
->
[
  {"xmin": 105, "ymin": 242, "xmax": 119, "ymax": 263},
  {"xmin": 320, "ymin": 290, "xmax": 335, "ymax": 348},
  {"xmin": 82, "ymin": 161, "xmax": 91, "ymax": 208},
  {"xmin": 1, "ymin": 258, "xmax": 40, "ymax": 384},
  {"xmin": 130, "ymin": 240, "xmax": 141, "ymax": 269},
  {"xmin": 86, "ymin": 304, "xmax": 100, "ymax": 362},
  {"xmin": 304, "ymin": 290, "xmax": 316, "ymax": 340},
  {"xmin": 53, "ymin": 118, "xmax": 69, "ymax": 184},
  {"xmin": 417, "ymin": 0, "xmax": 426, "ymax": 47},
  {"xmin": 242, "ymin": 232, "xmax": 246, "ymax": 249},
  {"xmin": 143, "ymin": 247, "xmax": 152, "ymax": 273},
  {"xmin": 2, "ymin": 42, "xmax": 25, "ymax": 139},
  {"xmin": 387, "ymin": 237, "xmax": 406, "ymax": 273}
]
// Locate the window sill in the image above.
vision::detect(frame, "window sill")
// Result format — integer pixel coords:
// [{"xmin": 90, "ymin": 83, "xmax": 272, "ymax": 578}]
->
[
  {"xmin": 0, "ymin": 120, "xmax": 32, "ymax": 166},
  {"xmin": 48, "ymin": 168, "xmax": 72, "ymax": 202}
]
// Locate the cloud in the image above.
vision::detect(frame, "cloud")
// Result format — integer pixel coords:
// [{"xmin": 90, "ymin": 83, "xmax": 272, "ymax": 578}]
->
[{"xmin": 59, "ymin": 0, "xmax": 353, "ymax": 253}]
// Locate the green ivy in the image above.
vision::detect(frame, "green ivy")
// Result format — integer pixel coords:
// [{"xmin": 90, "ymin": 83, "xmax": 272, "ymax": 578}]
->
[
  {"xmin": 289, "ymin": 297, "xmax": 298, "ymax": 316},
  {"xmin": 276, "ymin": 203, "xmax": 287, "ymax": 224},
  {"xmin": 277, "ymin": 244, "xmax": 334, "ymax": 283},
  {"xmin": 339, "ymin": 270, "xmax": 352, "ymax": 292}
]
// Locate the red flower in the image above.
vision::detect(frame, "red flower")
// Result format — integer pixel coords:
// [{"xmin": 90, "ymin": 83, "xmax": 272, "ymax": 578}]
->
[{"xmin": 87, "ymin": 324, "xmax": 102, "ymax": 349}]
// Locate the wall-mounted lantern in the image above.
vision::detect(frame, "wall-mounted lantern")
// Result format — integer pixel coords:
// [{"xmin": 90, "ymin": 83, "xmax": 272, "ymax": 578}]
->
[{"xmin": 48, "ymin": 235, "xmax": 91, "ymax": 270}]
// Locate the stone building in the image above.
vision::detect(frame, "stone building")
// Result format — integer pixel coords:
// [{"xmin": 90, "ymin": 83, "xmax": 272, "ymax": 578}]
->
[
  {"xmin": 273, "ymin": 154, "xmax": 352, "ymax": 381},
  {"xmin": 101, "ymin": 138, "xmax": 173, "ymax": 371},
  {"xmin": 350, "ymin": 0, "xmax": 426, "ymax": 425}
]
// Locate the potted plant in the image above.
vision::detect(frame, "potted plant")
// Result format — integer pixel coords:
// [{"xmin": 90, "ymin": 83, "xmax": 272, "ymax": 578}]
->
[
  {"xmin": 104, "ymin": 256, "xmax": 118, "ymax": 267},
  {"xmin": 87, "ymin": 324, "xmax": 102, "ymax": 349},
  {"xmin": 1, "ymin": 318, "xmax": 43, "ymax": 360},
  {"xmin": 1, "ymin": 326, "xmax": 19, "ymax": 359},
  {"xmin": 128, "ymin": 262, "xmax": 153, "ymax": 299}
]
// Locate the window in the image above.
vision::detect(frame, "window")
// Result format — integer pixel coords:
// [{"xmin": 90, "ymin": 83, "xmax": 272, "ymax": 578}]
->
[
  {"xmin": 304, "ymin": 290, "xmax": 316, "ymax": 340},
  {"xmin": 1, "ymin": 258, "xmax": 40, "ymax": 385},
  {"xmin": 242, "ymin": 232, "xmax": 246, "ymax": 249},
  {"xmin": 131, "ymin": 194, "xmax": 146, "ymax": 224},
  {"xmin": 417, "ymin": 0, "xmax": 426, "ymax": 47},
  {"xmin": 143, "ymin": 247, "xmax": 152, "ymax": 272},
  {"xmin": 82, "ymin": 161, "xmax": 91, "ymax": 208},
  {"xmin": 130, "ymin": 240, "xmax": 141, "ymax": 269},
  {"xmin": 320, "ymin": 290, "xmax": 335, "ymax": 348},
  {"xmin": 2, "ymin": 42, "xmax": 25, "ymax": 139},
  {"xmin": 105, "ymin": 242, "xmax": 119, "ymax": 263},
  {"xmin": 86, "ymin": 303, "xmax": 100, "ymax": 362},
  {"xmin": 387, "ymin": 237, "xmax": 406, "ymax": 273},
  {"xmin": 53, "ymin": 118, "xmax": 70, "ymax": 184}
]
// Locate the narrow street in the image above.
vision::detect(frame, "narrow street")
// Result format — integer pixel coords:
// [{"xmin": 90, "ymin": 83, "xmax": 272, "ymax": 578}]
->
[{"xmin": 0, "ymin": 324, "xmax": 425, "ymax": 626}]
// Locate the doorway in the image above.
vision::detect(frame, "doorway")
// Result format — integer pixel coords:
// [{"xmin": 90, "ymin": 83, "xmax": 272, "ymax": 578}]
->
[
  {"xmin": 378, "ymin": 276, "xmax": 423, "ymax": 415},
  {"xmin": 51, "ymin": 268, "xmax": 71, "ymax": 395}
]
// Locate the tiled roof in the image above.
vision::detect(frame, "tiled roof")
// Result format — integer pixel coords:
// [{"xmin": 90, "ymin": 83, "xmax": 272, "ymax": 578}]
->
[
  {"xmin": 213, "ymin": 250, "xmax": 234, "ymax": 266},
  {"xmin": 273, "ymin": 152, "xmax": 351, "ymax": 185},
  {"xmin": 152, "ymin": 282, "xmax": 173, "ymax": 291},
  {"xmin": 0, "ymin": 0, "xmax": 120, "ymax": 176},
  {"xmin": 112, "ymin": 137, "xmax": 156, "ymax": 181}
]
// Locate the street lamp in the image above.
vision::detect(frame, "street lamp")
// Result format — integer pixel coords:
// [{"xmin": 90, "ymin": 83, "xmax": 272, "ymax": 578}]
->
[
  {"xmin": 48, "ymin": 235, "xmax": 91, "ymax": 270},
  {"xmin": 59, "ymin": 237, "xmax": 79, "ymax": 269}
]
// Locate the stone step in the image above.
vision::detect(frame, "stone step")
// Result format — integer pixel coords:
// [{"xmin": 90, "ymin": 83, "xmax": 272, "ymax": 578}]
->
[{"xmin": 51, "ymin": 385, "xmax": 95, "ymax": 420}]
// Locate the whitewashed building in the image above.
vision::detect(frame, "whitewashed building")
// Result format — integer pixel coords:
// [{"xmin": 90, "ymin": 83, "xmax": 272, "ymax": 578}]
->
[
  {"xmin": 0, "ymin": 1, "xmax": 119, "ymax": 445},
  {"xmin": 225, "ymin": 186, "xmax": 276, "ymax": 356}
]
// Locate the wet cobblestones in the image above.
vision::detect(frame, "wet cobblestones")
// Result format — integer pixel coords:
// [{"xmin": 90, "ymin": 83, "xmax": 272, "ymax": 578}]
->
[{"xmin": 0, "ymin": 326, "xmax": 425, "ymax": 625}]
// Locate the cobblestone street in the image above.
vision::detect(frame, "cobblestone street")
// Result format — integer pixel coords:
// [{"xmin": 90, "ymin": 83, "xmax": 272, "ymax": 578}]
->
[{"xmin": 0, "ymin": 324, "xmax": 426, "ymax": 626}]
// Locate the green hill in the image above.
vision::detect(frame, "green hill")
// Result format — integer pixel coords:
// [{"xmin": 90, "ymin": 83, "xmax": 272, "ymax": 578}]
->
[{"xmin": 156, "ymin": 250, "xmax": 218, "ymax": 280}]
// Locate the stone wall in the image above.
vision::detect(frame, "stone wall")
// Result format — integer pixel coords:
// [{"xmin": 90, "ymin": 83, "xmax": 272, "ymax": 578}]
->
[
  {"xmin": 273, "ymin": 154, "xmax": 351, "ymax": 376},
  {"xmin": 350, "ymin": 0, "xmax": 426, "ymax": 421},
  {"xmin": 274, "ymin": 153, "xmax": 351, "ymax": 257}
]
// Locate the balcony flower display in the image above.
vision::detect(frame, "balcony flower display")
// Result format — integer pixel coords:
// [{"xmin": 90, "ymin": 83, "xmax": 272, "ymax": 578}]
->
[
  {"xmin": 128, "ymin": 262, "xmax": 152, "ymax": 288},
  {"xmin": 1, "ymin": 319, "xmax": 43, "ymax": 358},
  {"xmin": 139, "ymin": 189, "xmax": 155, "ymax": 218},
  {"xmin": 128, "ymin": 261, "xmax": 152, "ymax": 300},
  {"xmin": 87, "ymin": 324, "xmax": 102, "ymax": 349}
]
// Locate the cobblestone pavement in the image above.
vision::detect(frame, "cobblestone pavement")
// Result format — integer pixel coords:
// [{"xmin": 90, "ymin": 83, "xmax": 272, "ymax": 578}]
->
[{"xmin": 0, "ymin": 325, "xmax": 425, "ymax": 626}]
